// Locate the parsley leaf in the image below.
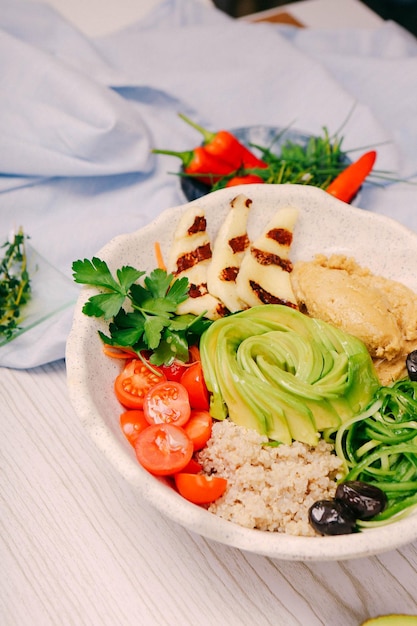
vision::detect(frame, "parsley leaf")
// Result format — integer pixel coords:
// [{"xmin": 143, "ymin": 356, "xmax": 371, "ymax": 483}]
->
[
  {"xmin": 73, "ymin": 258, "xmax": 145, "ymax": 320},
  {"xmin": 72, "ymin": 256, "xmax": 212, "ymax": 364},
  {"xmin": 82, "ymin": 292, "xmax": 126, "ymax": 320},
  {"xmin": 151, "ymin": 328, "xmax": 190, "ymax": 365}
]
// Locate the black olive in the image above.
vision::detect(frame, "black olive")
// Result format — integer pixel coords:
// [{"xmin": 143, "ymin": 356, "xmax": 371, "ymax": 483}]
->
[
  {"xmin": 335, "ymin": 481, "xmax": 387, "ymax": 520},
  {"xmin": 406, "ymin": 350, "xmax": 417, "ymax": 381},
  {"xmin": 308, "ymin": 499, "xmax": 356, "ymax": 536}
]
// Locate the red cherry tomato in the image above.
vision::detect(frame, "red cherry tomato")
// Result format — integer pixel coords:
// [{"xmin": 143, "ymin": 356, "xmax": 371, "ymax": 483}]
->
[
  {"xmin": 174, "ymin": 473, "xmax": 228, "ymax": 504},
  {"xmin": 180, "ymin": 362, "xmax": 210, "ymax": 410},
  {"xmin": 114, "ymin": 360, "xmax": 166, "ymax": 409},
  {"xmin": 179, "ymin": 458, "xmax": 203, "ymax": 474},
  {"xmin": 160, "ymin": 360, "xmax": 188, "ymax": 382},
  {"xmin": 183, "ymin": 410, "xmax": 213, "ymax": 451},
  {"xmin": 143, "ymin": 381, "xmax": 191, "ymax": 427},
  {"xmin": 119, "ymin": 409, "xmax": 149, "ymax": 446},
  {"xmin": 135, "ymin": 423, "xmax": 193, "ymax": 476}
]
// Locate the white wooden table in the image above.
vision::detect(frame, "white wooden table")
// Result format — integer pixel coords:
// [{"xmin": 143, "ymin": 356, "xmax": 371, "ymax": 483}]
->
[{"xmin": 3, "ymin": 2, "xmax": 417, "ymax": 625}]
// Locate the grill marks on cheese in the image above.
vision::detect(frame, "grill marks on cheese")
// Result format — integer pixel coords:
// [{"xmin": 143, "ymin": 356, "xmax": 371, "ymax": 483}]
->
[
  {"xmin": 236, "ymin": 205, "xmax": 298, "ymax": 309},
  {"xmin": 168, "ymin": 194, "xmax": 298, "ymax": 317},
  {"xmin": 167, "ymin": 205, "xmax": 227, "ymax": 319},
  {"xmin": 207, "ymin": 194, "xmax": 251, "ymax": 313}
]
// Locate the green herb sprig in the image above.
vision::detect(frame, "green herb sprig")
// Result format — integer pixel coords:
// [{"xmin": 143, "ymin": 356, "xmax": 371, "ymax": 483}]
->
[
  {"xmin": 212, "ymin": 126, "xmax": 347, "ymax": 191},
  {"xmin": 72, "ymin": 257, "xmax": 212, "ymax": 365},
  {"xmin": 0, "ymin": 228, "xmax": 31, "ymax": 343}
]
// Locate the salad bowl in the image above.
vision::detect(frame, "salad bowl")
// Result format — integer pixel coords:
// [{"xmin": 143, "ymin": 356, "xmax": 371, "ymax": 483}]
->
[{"xmin": 66, "ymin": 184, "xmax": 417, "ymax": 561}]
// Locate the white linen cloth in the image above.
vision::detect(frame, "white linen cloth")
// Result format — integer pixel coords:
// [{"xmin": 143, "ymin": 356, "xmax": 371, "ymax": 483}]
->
[{"xmin": 1, "ymin": 0, "xmax": 416, "ymax": 368}]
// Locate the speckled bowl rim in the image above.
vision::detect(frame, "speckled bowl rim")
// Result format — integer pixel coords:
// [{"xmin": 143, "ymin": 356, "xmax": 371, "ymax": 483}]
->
[{"xmin": 66, "ymin": 184, "xmax": 417, "ymax": 561}]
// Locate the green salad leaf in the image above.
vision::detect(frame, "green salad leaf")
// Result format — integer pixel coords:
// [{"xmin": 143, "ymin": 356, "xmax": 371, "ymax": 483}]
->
[{"xmin": 72, "ymin": 257, "xmax": 211, "ymax": 365}]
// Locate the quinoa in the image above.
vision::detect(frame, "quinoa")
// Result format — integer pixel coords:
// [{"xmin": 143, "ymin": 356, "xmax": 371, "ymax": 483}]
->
[{"xmin": 196, "ymin": 420, "xmax": 345, "ymax": 536}]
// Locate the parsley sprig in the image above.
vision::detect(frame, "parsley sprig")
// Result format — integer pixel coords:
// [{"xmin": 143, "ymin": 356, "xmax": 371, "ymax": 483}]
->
[
  {"xmin": 0, "ymin": 228, "xmax": 31, "ymax": 344},
  {"xmin": 72, "ymin": 257, "xmax": 211, "ymax": 365}
]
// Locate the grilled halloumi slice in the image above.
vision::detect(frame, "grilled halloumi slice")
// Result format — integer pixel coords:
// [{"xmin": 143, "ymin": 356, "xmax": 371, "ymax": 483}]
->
[
  {"xmin": 167, "ymin": 204, "xmax": 226, "ymax": 319},
  {"xmin": 206, "ymin": 194, "xmax": 251, "ymax": 313},
  {"xmin": 235, "ymin": 205, "xmax": 299, "ymax": 309}
]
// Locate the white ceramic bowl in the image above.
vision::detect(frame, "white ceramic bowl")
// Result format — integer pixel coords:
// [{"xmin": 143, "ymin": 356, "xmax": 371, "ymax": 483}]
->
[{"xmin": 66, "ymin": 184, "xmax": 417, "ymax": 561}]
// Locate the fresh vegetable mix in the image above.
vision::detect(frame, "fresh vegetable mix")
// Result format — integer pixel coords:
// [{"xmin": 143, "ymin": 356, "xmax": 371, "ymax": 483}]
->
[
  {"xmin": 152, "ymin": 115, "xmax": 377, "ymax": 201},
  {"xmin": 113, "ymin": 354, "xmax": 219, "ymax": 502},
  {"xmin": 73, "ymin": 253, "xmax": 417, "ymax": 529}
]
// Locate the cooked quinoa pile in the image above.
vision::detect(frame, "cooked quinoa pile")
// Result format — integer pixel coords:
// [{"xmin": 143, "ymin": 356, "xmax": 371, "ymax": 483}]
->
[{"xmin": 196, "ymin": 420, "xmax": 344, "ymax": 537}]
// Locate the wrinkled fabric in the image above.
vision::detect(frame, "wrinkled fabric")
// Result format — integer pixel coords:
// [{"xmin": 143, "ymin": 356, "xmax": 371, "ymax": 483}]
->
[{"xmin": 1, "ymin": 0, "xmax": 416, "ymax": 368}]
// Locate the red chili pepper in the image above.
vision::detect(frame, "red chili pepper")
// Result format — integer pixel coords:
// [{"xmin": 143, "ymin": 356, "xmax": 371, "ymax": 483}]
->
[
  {"xmin": 178, "ymin": 113, "xmax": 268, "ymax": 170},
  {"xmin": 326, "ymin": 150, "xmax": 377, "ymax": 203},
  {"xmin": 152, "ymin": 145, "xmax": 234, "ymax": 186},
  {"xmin": 225, "ymin": 174, "xmax": 265, "ymax": 187}
]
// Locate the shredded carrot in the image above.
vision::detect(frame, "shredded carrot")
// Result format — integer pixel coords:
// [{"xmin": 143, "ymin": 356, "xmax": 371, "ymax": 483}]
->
[
  {"xmin": 154, "ymin": 241, "xmax": 167, "ymax": 271},
  {"xmin": 188, "ymin": 345, "xmax": 201, "ymax": 363},
  {"xmin": 103, "ymin": 345, "xmax": 138, "ymax": 359}
]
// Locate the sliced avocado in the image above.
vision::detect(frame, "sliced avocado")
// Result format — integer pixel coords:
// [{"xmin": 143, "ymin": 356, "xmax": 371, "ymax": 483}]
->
[
  {"xmin": 200, "ymin": 304, "xmax": 380, "ymax": 444},
  {"xmin": 361, "ymin": 615, "xmax": 417, "ymax": 625},
  {"xmin": 345, "ymin": 352, "xmax": 380, "ymax": 414},
  {"xmin": 303, "ymin": 397, "xmax": 341, "ymax": 431},
  {"xmin": 237, "ymin": 376, "xmax": 292, "ymax": 444},
  {"xmin": 274, "ymin": 392, "xmax": 319, "ymax": 445}
]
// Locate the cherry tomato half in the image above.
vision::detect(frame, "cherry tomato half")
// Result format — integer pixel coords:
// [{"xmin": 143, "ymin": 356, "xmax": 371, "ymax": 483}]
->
[
  {"xmin": 143, "ymin": 381, "xmax": 191, "ymax": 427},
  {"xmin": 160, "ymin": 360, "xmax": 188, "ymax": 382},
  {"xmin": 135, "ymin": 423, "xmax": 193, "ymax": 476},
  {"xmin": 180, "ymin": 362, "xmax": 210, "ymax": 411},
  {"xmin": 174, "ymin": 473, "xmax": 227, "ymax": 504},
  {"xmin": 179, "ymin": 458, "xmax": 203, "ymax": 474},
  {"xmin": 114, "ymin": 360, "xmax": 166, "ymax": 409},
  {"xmin": 183, "ymin": 410, "xmax": 213, "ymax": 451},
  {"xmin": 119, "ymin": 409, "xmax": 149, "ymax": 446}
]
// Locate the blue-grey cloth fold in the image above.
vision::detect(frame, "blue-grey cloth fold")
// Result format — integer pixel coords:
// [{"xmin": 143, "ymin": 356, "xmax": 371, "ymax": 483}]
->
[{"xmin": 0, "ymin": 4, "xmax": 154, "ymax": 182}]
